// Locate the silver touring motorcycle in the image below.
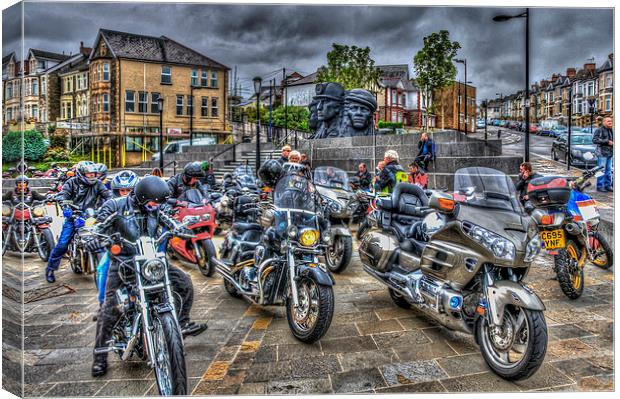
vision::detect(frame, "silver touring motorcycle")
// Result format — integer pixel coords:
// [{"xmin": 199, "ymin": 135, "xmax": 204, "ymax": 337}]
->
[{"xmin": 359, "ymin": 167, "xmax": 548, "ymax": 380}]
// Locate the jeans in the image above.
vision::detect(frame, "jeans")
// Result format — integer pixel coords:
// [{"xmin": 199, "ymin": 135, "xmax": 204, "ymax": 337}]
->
[
  {"xmin": 596, "ymin": 155, "xmax": 613, "ymax": 189},
  {"xmin": 96, "ymin": 252, "xmax": 111, "ymax": 304},
  {"xmin": 47, "ymin": 219, "xmax": 76, "ymax": 271}
]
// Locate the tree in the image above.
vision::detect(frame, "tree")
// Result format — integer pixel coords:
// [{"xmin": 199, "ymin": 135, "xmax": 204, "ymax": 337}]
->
[
  {"xmin": 413, "ymin": 30, "xmax": 461, "ymax": 130},
  {"xmin": 316, "ymin": 43, "xmax": 381, "ymax": 91},
  {"xmin": 2, "ymin": 130, "xmax": 49, "ymax": 162}
]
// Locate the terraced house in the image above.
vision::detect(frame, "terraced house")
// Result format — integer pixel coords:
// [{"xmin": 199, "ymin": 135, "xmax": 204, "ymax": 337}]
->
[{"xmin": 88, "ymin": 28, "xmax": 230, "ymax": 166}]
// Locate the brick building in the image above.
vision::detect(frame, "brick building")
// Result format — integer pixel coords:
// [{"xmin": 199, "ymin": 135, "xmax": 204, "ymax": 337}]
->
[{"xmin": 434, "ymin": 81, "xmax": 477, "ymax": 133}]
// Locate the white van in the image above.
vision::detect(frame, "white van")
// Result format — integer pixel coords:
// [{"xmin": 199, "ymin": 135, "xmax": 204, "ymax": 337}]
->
[{"xmin": 151, "ymin": 137, "xmax": 216, "ymax": 161}]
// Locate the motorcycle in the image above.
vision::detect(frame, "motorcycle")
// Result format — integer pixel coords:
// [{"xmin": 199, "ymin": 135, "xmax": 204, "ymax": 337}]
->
[
  {"xmin": 214, "ymin": 170, "xmax": 335, "ymax": 343},
  {"xmin": 313, "ymin": 166, "xmax": 355, "ymax": 273},
  {"xmin": 2, "ymin": 200, "xmax": 55, "ymax": 260},
  {"xmin": 166, "ymin": 189, "xmax": 217, "ymax": 277},
  {"xmin": 93, "ymin": 216, "xmax": 197, "ymax": 395},
  {"xmin": 61, "ymin": 202, "xmax": 101, "ymax": 285},
  {"xmin": 359, "ymin": 168, "xmax": 547, "ymax": 380},
  {"xmin": 527, "ymin": 161, "xmax": 612, "ymax": 299},
  {"xmin": 219, "ymin": 190, "xmax": 263, "ymax": 267}
]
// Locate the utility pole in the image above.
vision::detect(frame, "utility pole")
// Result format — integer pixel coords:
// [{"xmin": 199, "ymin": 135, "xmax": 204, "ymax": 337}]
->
[{"xmin": 269, "ymin": 78, "xmax": 273, "ymax": 142}]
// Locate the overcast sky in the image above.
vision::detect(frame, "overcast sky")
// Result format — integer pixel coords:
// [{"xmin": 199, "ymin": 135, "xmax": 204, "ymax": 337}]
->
[{"xmin": 2, "ymin": 2, "xmax": 614, "ymax": 101}]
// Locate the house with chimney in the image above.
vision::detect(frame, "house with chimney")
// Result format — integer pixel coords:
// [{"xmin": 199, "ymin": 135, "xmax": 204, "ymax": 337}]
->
[{"xmin": 597, "ymin": 54, "xmax": 613, "ymax": 120}]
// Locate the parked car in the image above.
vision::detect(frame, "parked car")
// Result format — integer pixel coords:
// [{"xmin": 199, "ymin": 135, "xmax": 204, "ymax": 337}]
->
[
  {"xmin": 498, "ymin": 120, "xmax": 507, "ymax": 127},
  {"xmin": 152, "ymin": 137, "xmax": 217, "ymax": 162},
  {"xmin": 529, "ymin": 124, "xmax": 539, "ymax": 134},
  {"xmin": 476, "ymin": 119, "xmax": 485, "ymax": 129},
  {"xmin": 551, "ymin": 133, "xmax": 598, "ymax": 167},
  {"xmin": 549, "ymin": 125, "xmax": 568, "ymax": 138}
]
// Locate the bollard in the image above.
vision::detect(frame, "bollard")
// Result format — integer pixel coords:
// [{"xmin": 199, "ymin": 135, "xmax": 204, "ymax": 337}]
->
[{"xmin": 497, "ymin": 129, "xmax": 501, "ymax": 139}]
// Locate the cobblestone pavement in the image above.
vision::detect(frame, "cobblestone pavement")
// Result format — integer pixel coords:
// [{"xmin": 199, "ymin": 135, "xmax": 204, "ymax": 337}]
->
[{"xmin": 2, "ymin": 226, "xmax": 613, "ymax": 396}]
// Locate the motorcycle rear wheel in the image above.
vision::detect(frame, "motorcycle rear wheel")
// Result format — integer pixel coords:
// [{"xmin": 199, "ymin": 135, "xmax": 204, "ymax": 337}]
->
[
  {"xmin": 590, "ymin": 232, "xmax": 613, "ymax": 270},
  {"xmin": 37, "ymin": 228, "xmax": 55, "ymax": 262},
  {"xmin": 555, "ymin": 239, "xmax": 585, "ymax": 299},
  {"xmin": 152, "ymin": 312, "xmax": 188, "ymax": 396}
]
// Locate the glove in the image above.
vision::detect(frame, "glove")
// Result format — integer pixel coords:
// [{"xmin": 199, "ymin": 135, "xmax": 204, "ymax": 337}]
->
[{"xmin": 84, "ymin": 236, "xmax": 103, "ymax": 252}]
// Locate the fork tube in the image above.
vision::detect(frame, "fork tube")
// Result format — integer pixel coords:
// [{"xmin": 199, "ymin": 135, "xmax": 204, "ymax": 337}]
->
[
  {"xmin": 288, "ymin": 250, "xmax": 300, "ymax": 308},
  {"xmin": 136, "ymin": 266, "xmax": 157, "ymax": 366}
]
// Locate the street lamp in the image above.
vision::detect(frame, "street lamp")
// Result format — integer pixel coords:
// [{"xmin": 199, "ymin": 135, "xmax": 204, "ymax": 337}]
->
[
  {"xmin": 493, "ymin": 8, "xmax": 530, "ymax": 162},
  {"xmin": 455, "ymin": 58, "xmax": 468, "ymax": 133},
  {"xmin": 587, "ymin": 97, "xmax": 596, "ymax": 133},
  {"xmin": 253, "ymin": 76, "xmax": 262, "ymax": 173},
  {"xmin": 157, "ymin": 96, "xmax": 164, "ymax": 172}
]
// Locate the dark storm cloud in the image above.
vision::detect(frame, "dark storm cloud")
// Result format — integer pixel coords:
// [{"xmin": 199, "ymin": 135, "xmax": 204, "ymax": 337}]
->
[{"xmin": 2, "ymin": 2, "xmax": 613, "ymax": 101}]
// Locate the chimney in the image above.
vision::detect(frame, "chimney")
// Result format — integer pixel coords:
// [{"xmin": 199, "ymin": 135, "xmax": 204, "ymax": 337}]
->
[
  {"xmin": 584, "ymin": 63, "xmax": 596, "ymax": 71},
  {"xmin": 79, "ymin": 41, "xmax": 91, "ymax": 55},
  {"xmin": 551, "ymin": 74, "xmax": 558, "ymax": 82},
  {"xmin": 566, "ymin": 68, "xmax": 576, "ymax": 78}
]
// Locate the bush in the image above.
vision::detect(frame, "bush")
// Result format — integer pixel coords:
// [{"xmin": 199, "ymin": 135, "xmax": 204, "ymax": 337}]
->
[
  {"xmin": 2, "ymin": 130, "xmax": 50, "ymax": 162},
  {"xmin": 47, "ymin": 125, "xmax": 56, "ymax": 135},
  {"xmin": 49, "ymin": 134, "xmax": 66, "ymax": 148},
  {"xmin": 43, "ymin": 147, "xmax": 71, "ymax": 162},
  {"xmin": 2, "ymin": 131, "xmax": 22, "ymax": 162},
  {"xmin": 377, "ymin": 121, "xmax": 403, "ymax": 129}
]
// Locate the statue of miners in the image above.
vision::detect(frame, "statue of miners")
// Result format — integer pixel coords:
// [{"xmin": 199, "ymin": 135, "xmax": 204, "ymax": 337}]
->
[
  {"xmin": 308, "ymin": 99, "xmax": 319, "ymax": 130},
  {"xmin": 312, "ymin": 82, "xmax": 345, "ymax": 139},
  {"xmin": 343, "ymin": 88, "xmax": 377, "ymax": 136}
]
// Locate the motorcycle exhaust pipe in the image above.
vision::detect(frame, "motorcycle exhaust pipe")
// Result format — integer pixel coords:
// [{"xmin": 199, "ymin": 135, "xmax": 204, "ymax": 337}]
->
[
  {"xmin": 565, "ymin": 223, "xmax": 579, "ymax": 234},
  {"xmin": 212, "ymin": 258, "xmax": 256, "ymax": 297}
]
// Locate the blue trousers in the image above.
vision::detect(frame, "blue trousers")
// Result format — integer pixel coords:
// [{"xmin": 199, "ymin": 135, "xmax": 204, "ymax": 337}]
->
[
  {"xmin": 47, "ymin": 219, "xmax": 76, "ymax": 271},
  {"xmin": 96, "ymin": 252, "xmax": 111, "ymax": 304},
  {"xmin": 596, "ymin": 155, "xmax": 613, "ymax": 189}
]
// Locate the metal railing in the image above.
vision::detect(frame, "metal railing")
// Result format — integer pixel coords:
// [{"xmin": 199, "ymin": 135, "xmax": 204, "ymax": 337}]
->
[
  {"xmin": 163, "ymin": 160, "xmax": 178, "ymax": 176},
  {"xmin": 209, "ymin": 142, "xmax": 240, "ymax": 163}
]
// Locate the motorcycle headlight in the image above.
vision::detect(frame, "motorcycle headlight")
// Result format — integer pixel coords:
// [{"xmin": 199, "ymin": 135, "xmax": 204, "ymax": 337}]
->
[
  {"xmin": 32, "ymin": 207, "xmax": 45, "ymax": 217},
  {"xmin": 2, "ymin": 205, "xmax": 11, "ymax": 217},
  {"xmin": 202, "ymin": 214, "xmax": 211, "ymax": 221},
  {"xmin": 142, "ymin": 259, "xmax": 166, "ymax": 282},
  {"xmin": 183, "ymin": 215, "xmax": 197, "ymax": 225},
  {"xmin": 466, "ymin": 223, "xmax": 516, "ymax": 261},
  {"xmin": 299, "ymin": 228, "xmax": 320, "ymax": 247},
  {"xmin": 571, "ymin": 149, "xmax": 582, "ymax": 157},
  {"xmin": 329, "ymin": 199, "xmax": 342, "ymax": 214},
  {"xmin": 524, "ymin": 236, "xmax": 542, "ymax": 263},
  {"xmin": 85, "ymin": 217, "xmax": 97, "ymax": 227},
  {"xmin": 287, "ymin": 225, "xmax": 298, "ymax": 239}
]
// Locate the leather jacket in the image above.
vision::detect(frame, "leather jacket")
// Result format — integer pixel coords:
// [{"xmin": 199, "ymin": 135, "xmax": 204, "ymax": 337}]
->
[
  {"xmin": 167, "ymin": 173, "xmax": 210, "ymax": 201},
  {"xmin": 593, "ymin": 127, "xmax": 614, "ymax": 157},
  {"xmin": 56, "ymin": 176, "xmax": 112, "ymax": 210}
]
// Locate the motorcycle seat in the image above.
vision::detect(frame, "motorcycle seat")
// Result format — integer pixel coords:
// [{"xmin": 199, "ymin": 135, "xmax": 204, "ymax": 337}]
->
[{"xmin": 233, "ymin": 222, "xmax": 262, "ymax": 232}]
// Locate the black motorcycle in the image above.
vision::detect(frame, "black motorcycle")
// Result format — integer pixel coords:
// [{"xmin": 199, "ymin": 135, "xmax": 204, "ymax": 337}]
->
[{"xmin": 2, "ymin": 200, "xmax": 55, "ymax": 260}]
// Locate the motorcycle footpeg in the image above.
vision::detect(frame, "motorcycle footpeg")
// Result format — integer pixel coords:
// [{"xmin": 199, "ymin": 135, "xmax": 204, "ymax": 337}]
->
[
  {"xmin": 182, "ymin": 322, "xmax": 208, "ymax": 338},
  {"xmin": 93, "ymin": 346, "xmax": 115, "ymax": 355}
]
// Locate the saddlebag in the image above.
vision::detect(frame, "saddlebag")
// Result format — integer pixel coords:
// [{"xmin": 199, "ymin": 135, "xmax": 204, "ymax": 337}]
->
[
  {"xmin": 527, "ymin": 176, "xmax": 571, "ymax": 207},
  {"xmin": 358, "ymin": 230, "xmax": 398, "ymax": 272}
]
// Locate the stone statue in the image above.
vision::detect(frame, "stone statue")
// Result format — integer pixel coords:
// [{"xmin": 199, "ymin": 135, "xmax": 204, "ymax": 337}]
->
[
  {"xmin": 309, "ymin": 83, "xmax": 377, "ymax": 138},
  {"xmin": 343, "ymin": 88, "xmax": 377, "ymax": 137},
  {"xmin": 312, "ymin": 82, "xmax": 345, "ymax": 139}
]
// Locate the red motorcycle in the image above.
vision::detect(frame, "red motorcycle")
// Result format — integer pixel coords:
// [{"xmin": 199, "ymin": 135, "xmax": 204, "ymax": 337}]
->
[
  {"xmin": 2, "ymin": 201, "xmax": 56, "ymax": 260},
  {"xmin": 167, "ymin": 189, "xmax": 218, "ymax": 277}
]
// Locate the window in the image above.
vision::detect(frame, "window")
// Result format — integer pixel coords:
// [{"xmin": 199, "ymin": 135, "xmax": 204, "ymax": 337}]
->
[
  {"xmin": 201, "ymin": 97, "xmax": 209, "ymax": 116},
  {"xmin": 187, "ymin": 95, "xmax": 193, "ymax": 115},
  {"xmin": 125, "ymin": 90, "xmax": 135, "ymax": 112},
  {"xmin": 7, "ymin": 108, "xmax": 12, "ymax": 121},
  {"xmin": 41, "ymin": 78, "xmax": 46, "ymax": 95},
  {"xmin": 161, "ymin": 66, "xmax": 172, "ymax": 84},
  {"xmin": 32, "ymin": 80, "xmax": 38, "ymax": 95},
  {"xmin": 92, "ymin": 95, "xmax": 98, "ymax": 114},
  {"xmin": 102, "ymin": 63, "xmax": 110, "ymax": 81},
  {"xmin": 176, "ymin": 95, "xmax": 184, "ymax": 115},
  {"xmin": 391, "ymin": 90, "xmax": 397, "ymax": 104},
  {"xmin": 7, "ymin": 83, "xmax": 12, "ymax": 98},
  {"xmin": 606, "ymin": 76, "xmax": 612, "ymax": 88},
  {"xmin": 103, "ymin": 94, "xmax": 109, "ymax": 112},
  {"xmin": 32, "ymin": 105, "xmax": 38, "ymax": 119},
  {"xmin": 125, "ymin": 136, "xmax": 143, "ymax": 152},
  {"xmin": 191, "ymin": 69, "xmax": 198, "ymax": 86},
  {"xmin": 201, "ymin": 70, "xmax": 208, "ymax": 87},
  {"xmin": 67, "ymin": 102, "xmax": 73, "ymax": 119},
  {"xmin": 82, "ymin": 97, "xmax": 88, "ymax": 116},
  {"xmin": 587, "ymin": 82, "xmax": 594, "ymax": 96},
  {"xmin": 37, "ymin": 60, "xmax": 45, "ymax": 70},
  {"xmin": 211, "ymin": 97, "xmax": 218, "ymax": 117},
  {"xmin": 211, "ymin": 71, "xmax": 217, "ymax": 87},
  {"xmin": 139, "ymin": 91, "xmax": 148, "ymax": 113},
  {"xmin": 151, "ymin": 92, "xmax": 160, "ymax": 113},
  {"xmin": 605, "ymin": 97, "xmax": 611, "ymax": 111}
]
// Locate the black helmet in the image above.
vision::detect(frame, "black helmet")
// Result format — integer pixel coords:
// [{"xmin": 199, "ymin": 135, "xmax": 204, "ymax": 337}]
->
[
  {"xmin": 15, "ymin": 175, "xmax": 29, "ymax": 192},
  {"xmin": 258, "ymin": 159, "xmax": 283, "ymax": 188},
  {"xmin": 183, "ymin": 162, "xmax": 205, "ymax": 179},
  {"xmin": 134, "ymin": 176, "xmax": 170, "ymax": 205}
]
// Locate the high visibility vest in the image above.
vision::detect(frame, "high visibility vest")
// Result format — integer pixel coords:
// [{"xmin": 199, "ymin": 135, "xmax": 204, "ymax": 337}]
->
[{"xmin": 380, "ymin": 171, "xmax": 410, "ymax": 194}]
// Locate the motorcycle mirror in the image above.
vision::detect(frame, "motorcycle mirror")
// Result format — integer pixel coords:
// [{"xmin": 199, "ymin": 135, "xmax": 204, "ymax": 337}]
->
[
  {"xmin": 595, "ymin": 171, "xmax": 605, "ymax": 178},
  {"xmin": 583, "ymin": 152, "xmax": 594, "ymax": 161},
  {"xmin": 422, "ymin": 211, "xmax": 446, "ymax": 237}
]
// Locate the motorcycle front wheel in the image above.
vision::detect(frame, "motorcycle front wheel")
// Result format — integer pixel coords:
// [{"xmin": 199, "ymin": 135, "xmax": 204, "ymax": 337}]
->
[
  {"xmin": 151, "ymin": 312, "xmax": 188, "ymax": 396},
  {"xmin": 325, "ymin": 235, "xmax": 352, "ymax": 273},
  {"xmin": 555, "ymin": 239, "xmax": 585, "ymax": 299},
  {"xmin": 476, "ymin": 306, "xmax": 547, "ymax": 381},
  {"xmin": 286, "ymin": 276, "xmax": 334, "ymax": 343},
  {"xmin": 590, "ymin": 232, "xmax": 613, "ymax": 270},
  {"xmin": 197, "ymin": 239, "xmax": 217, "ymax": 277},
  {"xmin": 2, "ymin": 226, "xmax": 11, "ymax": 255},
  {"xmin": 37, "ymin": 228, "xmax": 56, "ymax": 261}
]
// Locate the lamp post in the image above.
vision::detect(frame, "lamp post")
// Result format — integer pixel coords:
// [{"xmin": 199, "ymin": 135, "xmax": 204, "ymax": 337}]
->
[
  {"xmin": 493, "ymin": 8, "xmax": 530, "ymax": 162},
  {"xmin": 482, "ymin": 100, "xmax": 488, "ymax": 143},
  {"xmin": 455, "ymin": 58, "xmax": 468, "ymax": 133},
  {"xmin": 157, "ymin": 96, "xmax": 164, "ymax": 172},
  {"xmin": 567, "ymin": 86, "xmax": 573, "ymax": 170},
  {"xmin": 253, "ymin": 76, "xmax": 262, "ymax": 173},
  {"xmin": 587, "ymin": 97, "xmax": 596, "ymax": 134}
]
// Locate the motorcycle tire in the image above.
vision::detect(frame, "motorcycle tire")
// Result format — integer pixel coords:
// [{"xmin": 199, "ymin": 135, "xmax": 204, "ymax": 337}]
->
[
  {"xmin": 152, "ymin": 312, "xmax": 188, "ymax": 396},
  {"xmin": 2, "ymin": 226, "xmax": 10, "ymax": 256},
  {"xmin": 286, "ymin": 276, "xmax": 334, "ymax": 343},
  {"xmin": 224, "ymin": 278, "xmax": 242, "ymax": 298},
  {"xmin": 70, "ymin": 247, "xmax": 84, "ymax": 274},
  {"xmin": 38, "ymin": 228, "xmax": 56, "ymax": 262},
  {"xmin": 590, "ymin": 232, "xmax": 613, "ymax": 270},
  {"xmin": 326, "ymin": 235, "xmax": 353, "ymax": 274},
  {"xmin": 476, "ymin": 307, "xmax": 547, "ymax": 381},
  {"xmin": 554, "ymin": 239, "xmax": 585, "ymax": 299},
  {"xmin": 199, "ymin": 240, "xmax": 217, "ymax": 277},
  {"xmin": 356, "ymin": 219, "xmax": 370, "ymax": 240},
  {"xmin": 388, "ymin": 288, "xmax": 411, "ymax": 309}
]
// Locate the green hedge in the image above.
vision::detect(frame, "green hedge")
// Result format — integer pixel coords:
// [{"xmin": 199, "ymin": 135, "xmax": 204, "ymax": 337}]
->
[
  {"xmin": 377, "ymin": 121, "xmax": 403, "ymax": 129},
  {"xmin": 2, "ymin": 130, "xmax": 49, "ymax": 162}
]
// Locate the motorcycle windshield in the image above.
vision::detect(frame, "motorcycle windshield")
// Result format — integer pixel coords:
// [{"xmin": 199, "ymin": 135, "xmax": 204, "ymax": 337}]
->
[
  {"xmin": 233, "ymin": 165, "xmax": 254, "ymax": 179},
  {"xmin": 184, "ymin": 188, "xmax": 207, "ymax": 205},
  {"xmin": 274, "ymin": 173, "xmax": 317, "ymax": 212},
  {"xmin": 453, "ymin": 167, "xmax": 521, "ymax": 212},
  {"xmin": 313, "ymin": 167, "xmax": 350, "ymax": 191}
]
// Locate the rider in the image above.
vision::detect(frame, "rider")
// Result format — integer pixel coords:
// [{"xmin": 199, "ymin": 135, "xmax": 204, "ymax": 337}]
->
[
  {"xmin": 515, "ymin": 162, "xmax": 542, "ymax": 212},
  {"xmin": 95, "ymin": 171, "xmax": 139, "ymax": 305},
  {"xmin": 354, "ymin": 163, "xmax": 372, "ymax": 191},
  {"xmin": 200, "ymin": 160, "xmax": 217, "ymax": 188},
  {"xmin": 88, "ymin": 176, "xmax": 207, "ymax": 377},
  {"xmin": 2, "ymin": 175, "xmax": 48, "ymax": 204},
  {"xmin": 167, "ymin": 161, "xmax": 210, "ymax": 201},
  {"xmin": 46, "ymin": 161, "xmax": 113, "ymax": 283},
  {"xmin": 374, "ymin": 150, "xmax": 408, "ymax": 194}
]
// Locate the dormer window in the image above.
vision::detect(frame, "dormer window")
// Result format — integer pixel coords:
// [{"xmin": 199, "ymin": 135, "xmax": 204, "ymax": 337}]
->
[{"xmin": 100, "ymin": 43, "xmax": 107, "ymax": 56}]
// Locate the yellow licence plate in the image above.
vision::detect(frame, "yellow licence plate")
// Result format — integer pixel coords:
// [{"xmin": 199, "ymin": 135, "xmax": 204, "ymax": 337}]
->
[{"xmin": 540, "ymin": 229, "xmax": 565, "ymax": 250}]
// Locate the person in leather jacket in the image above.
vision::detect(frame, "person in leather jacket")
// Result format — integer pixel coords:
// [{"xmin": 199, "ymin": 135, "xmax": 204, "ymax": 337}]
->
[
  {"xmin": 45, "ymin": 161, "xmax": 112, "ymax": 283},
  {"xmin": 89, "ymin": 176, "xmax": 207, "ymax": 377},
  {"xmin": 2, "ymin": 175, "xmax": 48, "ymax": 205},
  {"xmin": 354, "ymin": 163, "xmax": 372, "ymax": 190},
  {"xmin": 167, "ymin": 161, "xmax": 210, "ymax": 201},
  {"xmin": 374, "ymin": 150, "xmax": 407, "ymax": 193}
]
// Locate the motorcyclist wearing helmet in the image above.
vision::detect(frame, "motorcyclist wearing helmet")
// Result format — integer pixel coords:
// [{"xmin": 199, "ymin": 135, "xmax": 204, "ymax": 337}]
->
[
  {"xmin": 89, "ymin": 176, "xmax": 207, "ymax": 377},
  {"xmin": 200, "ymin": 160, "xmax": 217, "ymax": 188},
  {"xmin": 167, "ymin": 161, "xmax": 210, "ymax": 202},
  {"xmin": 95, "ymin": 171, "xmax": 139, "ymax": 304},
  {"xmin": 2, "ymin": 175, "xmax": 48, "ymax": 205},
  {"xmin": 45, "ymin": 160, "xmax": 112, "ymax": 283}
]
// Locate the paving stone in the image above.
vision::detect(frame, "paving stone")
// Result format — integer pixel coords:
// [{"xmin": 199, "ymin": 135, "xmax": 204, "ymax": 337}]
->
[
  {"xmin": 392, "ymin": 340, "xmax": 459, "ymax": 361},
  {"xmin": 277, "ymin": 342, "xmax": 322, "ymax": 361},
  {"xmin": 372, "ymin": 330, "xmax": 430, "ymax": 349},
  {"xmin": 374, "ymin": 380, "xmax": 447, "ymax": 393},
  {"xmin": 577, "ymin": 374, "xmax": 614, "ymax": 391},
  {"xmin": 44, "ymin": 381, "xmax": 107, "ymax": 397},
  {"xmin": 436, "ymin": 353, "xmax": 490, "ymax": 377},
  {"xmin": 338, "ymin": 349, "xmax": 399, "ymax": 372},
  {"xmin": 331, "ymin": 367, "xmax": 386, "ymax": 393},
  {"xmin": 547, "ymin": 338, "xmax": 595, "ymax": 360},
  {"xmin": 421, "ymin": 327, "xmax": 479, "ymax": 354},
  {"xmin": 319, "ymin": 323, "xmax": 360, "ymax": 339},
  {"xmin": 264, "ymin": 378, "xmax": 332, "ymax": 394},
  {"xmin": 513, "ymin": 363, "xmax": 574, "ymax": 391},
  {"xmin": 397, "ymin": 315, "xmax": 437, "ymax": 330},
  {"xmin": 356, "ymin": 319, "xmax": 403, "ymax": 335},
  {"xmin": 374, "ymin": 306, "xmax": 415, "ymax": 320},
  {"xmin": 320, "ymin": 335, "xmax": 377, "ymax": 354},
  {"xmin": 440, "ymin": 371, "xmax": 521, "ymax": 392},
  {"xmin": 551, "ymin": 358, "xmax": 609, "ymax": 379},
  {"xmin": 381, "ymin": 359, "xmax": 447, "ymax": 386},
  {"xmin": 254, "ymin": 345, "xmax": 277, "ymax": 363},
  {"xmin": 95, "ymin": 379, "xmax": 152, "ymax": 396}
]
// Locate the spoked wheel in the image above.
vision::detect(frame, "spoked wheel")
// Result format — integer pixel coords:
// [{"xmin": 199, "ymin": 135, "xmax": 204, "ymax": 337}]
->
[
  {"xmin": 151, "ymin": 312, "xmax": 187, "ymax": 396},
  {"xmin": 37, "ymin": 228, "xmax": 56, "ymax": 261},
  {"xmin": 2, "ymin": 226, "xmax": 11, "ymax": 256},
  {"xmin": 325, "ymin": 235, "xmax": 352, "ymax": 273},
  {"xmin": 70, "ymin": 247, "xmax": 85, "ymax": 274},
  {"xmin": 197, "ymin": 240, "xmax": 217, "ymax": 277},
  {"xmin": 590, "ymin": 232, "xmax": 613, "ymax": 270},
  {"xmin": 477, "ymin": 306, "xmax": 547, "ymax": 380},
  {"xmin": 554, "ymin": 239, "xmax": 584, "ymax": 299},
  {"xmin": 286, "ymin": 276, "xmax": 334, "ymax": 343}
]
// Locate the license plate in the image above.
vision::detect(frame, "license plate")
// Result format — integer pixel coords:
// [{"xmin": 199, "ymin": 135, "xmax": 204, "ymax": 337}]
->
[{"xmin": 540, "ymin": 229, "xmax": 565, "ymax": 249}]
